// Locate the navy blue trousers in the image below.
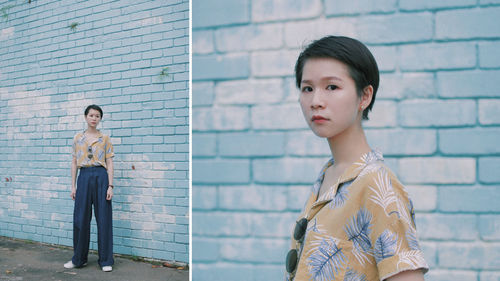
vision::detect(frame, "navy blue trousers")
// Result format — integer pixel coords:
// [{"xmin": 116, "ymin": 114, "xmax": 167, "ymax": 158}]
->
[{"xmin": 72, "ymin": 166, "xmax": 114, "ymax": 267}]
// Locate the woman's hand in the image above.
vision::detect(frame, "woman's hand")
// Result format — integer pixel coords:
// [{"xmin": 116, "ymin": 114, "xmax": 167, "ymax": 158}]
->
[
  {"xmin": 106, "ymin": 186, "xmax": 113, "ymax": 201},
  {"xmin": 71, "ymin": 187, "xmax": 76, "ymax": 200}
]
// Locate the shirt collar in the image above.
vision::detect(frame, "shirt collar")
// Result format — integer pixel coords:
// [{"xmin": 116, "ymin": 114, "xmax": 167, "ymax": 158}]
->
[
  {"xmin": 79, "ymin": 130, "xmax": 104, "ymax": 143},
  {"xmin": 313, "ymin": 149, "xmax": 384, "ymax": 204}
]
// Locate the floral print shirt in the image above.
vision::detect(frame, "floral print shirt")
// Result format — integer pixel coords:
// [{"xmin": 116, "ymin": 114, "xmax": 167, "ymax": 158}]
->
[
  {"xmin": 287, "ymin": 150, "xmax": 428, "ymax": 281},
  {"xmin": 72, "ymin": 130, "xmax": 114, "ymax": 169}
]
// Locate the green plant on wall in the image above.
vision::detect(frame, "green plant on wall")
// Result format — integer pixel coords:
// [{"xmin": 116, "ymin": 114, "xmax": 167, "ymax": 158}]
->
[
  {"xmin": 158, "ymin": 67, "xmax": 169, "ymax": 81},
  {"xmin": 69, "ymin": 22, "xmax": 78, "ymax": 31},
  {"xmin": 1, "ymin": 4, "xmax": 14, "ymax": 22}
]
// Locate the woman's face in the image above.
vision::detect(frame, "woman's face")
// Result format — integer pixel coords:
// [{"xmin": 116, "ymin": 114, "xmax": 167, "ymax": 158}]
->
[
  {"xmin": 85, "ymin": 109, "xmax": 101, "ymax": 129},
  {"xmin": 299, "ymin": 57, "xmax": 363, "ymax": 139}
]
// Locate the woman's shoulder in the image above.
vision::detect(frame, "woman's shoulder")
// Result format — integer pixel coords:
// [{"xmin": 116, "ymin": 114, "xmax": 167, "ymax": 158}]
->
[
  {"xmin": 100, "ymin": 132, "xmax": 112, "ymax": 142},
  {"xmin": 73, "ymin": 131, "xmax": 84, "ymax": 141}
]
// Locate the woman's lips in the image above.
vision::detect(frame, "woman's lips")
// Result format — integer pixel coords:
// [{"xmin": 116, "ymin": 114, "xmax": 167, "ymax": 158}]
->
[{"xmin": 312, "ymin": 115, "xmax": 328, "ymax": 124}]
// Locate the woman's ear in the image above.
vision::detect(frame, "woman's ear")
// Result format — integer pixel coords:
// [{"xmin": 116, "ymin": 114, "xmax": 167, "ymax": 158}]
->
[{"xmin": 360, "ymin": 85, "xmax": 373, "ymax": 110}]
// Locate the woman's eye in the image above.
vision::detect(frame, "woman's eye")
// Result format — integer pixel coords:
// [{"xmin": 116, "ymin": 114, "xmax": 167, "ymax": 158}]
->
[
  {"xmin": 326, "ymin": 85, "xmax": 338, "ymax": 91},
  {"xmin": 301, "ymin": 86, "xmax": 313, "ymax": 93}
]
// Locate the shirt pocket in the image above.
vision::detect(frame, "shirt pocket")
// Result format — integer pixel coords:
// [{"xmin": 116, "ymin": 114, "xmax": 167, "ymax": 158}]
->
[{"xmin": 295, "ymin": 232, "xmax": 354, "ymax": 281}]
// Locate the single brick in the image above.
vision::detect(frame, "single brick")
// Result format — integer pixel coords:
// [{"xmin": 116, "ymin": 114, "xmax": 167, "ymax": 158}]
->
[
  {"xmin": 357, "ymin": 12, "xmax": 433, "ymax": 44},
  {"xmin": 192, "ymin": 0, "xmax": 249, "ymax": 28},
  {"xmin": 251, "ymin": 103, "xmax": 307, "ymax": 130},
  {"xmin": 193, "ymin": 212, "xmax": 251, "ymax": 236},
  {"xmin": 192, "ymin": 133, "xmax": 216, "ymax": 157},
  {"xmin": 405, "ymin": 185, "xmax": 437, "ymax": 211},
  {"xmin": 218, "ymin": 132, "xmax": 285, "ymax": 157},
  {"xmin": 193, "ymin": 159, "xmax": 250, "ymax": 184},
  {"xmin": 479, "ymin": 157, "xmax": 500, "ymax": 183},
  {"xmin": 193, "ymin": 237, "xmax": 219, "ymax": 262},
  {"xmin": 220, "ymin": 237, "xmax": 288, "ymax": 263},
  {"xmin": 252, "ymin": 0, "xmax": 322, "ymax": 22},
  {"xmin": 399, "ymin": 42, "xmax": 476, "ymax": 71},
  {"xmin": 287, "ymin": 185, "xmax": 312, "ymax": 211},
  {"xmin": 439, "ymin": 185, "xmax": 500, "ymax": 212},
  {"xmin": 365, "ymin": 129, "xmax": 437, "ymax": 155},
  {"xmin": 439, "ymin": 128, "xmax": 500, "ymax": 155},
  {"xmin": 399, "ymin": 99, "xmax": 476, "ymax": 127},
  {"xmin": 400, "ymin": 0, "xmax": 476, "ymax": 11},
  {"xmin": 480, "ymin": 272, "xmax": 500, "ymax": 281},
  {"xmin": 325, "ymin": 0, "xmax": 396, "ymax": 15},
  {"xmin": 438, "ymin": 242, "xmax": 500, "ymax": 270},
  {"xmin": 284, "ymin": 18, "xmax": 357, "ymax": 49},
  {"xmin": 479, "ymin": 215, "xmax": 500, "ymax": 241},
  {"xmin": 192, "ymin": 264, "xmax": 254, "ymax": 281},
  {"xmin": 378, "ymin": 72, "xmax": 435, "ymax": 99},
  {"xmin": 251, "ymin": 50, "xmax": 298, "ymax": 77},
  {"xmin": 416, "ymin": 214, "xmax": 478, "ymax": 240},
  {"xmin": 399, "ymin": 157, "xmax": 475, "ymax": 184},
  {"xmin": 370, "ymin": 46, "xmax": 397, "ymax": 72},
  {"xmin": 419, "ymin": 242, "xmax": 437, "ymax": 268},
  {"xmin": 257, "ymin": 265, "xmax": 287, "ymax": 281},
  {"xmin": 479, "ymin": 41, "xmax": 500, "ymax": 68},
  {"xmin": 426, "ymin": 270, "xmax": 478, "ymax": 281},
  {"xmin": 479, "ymin": 99, "xmax": 500, "ymax": 125},
  {"xmin": 286, "ymin": 130, "xmax": 330, "ymax": 157},
  {"xmin": 193, "ymin": 30, "xmax": 214, "ymax": 55},
  {"xmin": 218, "ymin": 185, "xmax": 288, "ymax": 211},
  {"xmin": 193, "ymin": 106, "xmax": 249, "ymax": 131},
  {"xmin": 438, "ymin": 70, "xmax": 500, "ymax": 97},
  {"xmin": 253, "ymin": 157, "xmax": 326, "ymax": 184},
  {"xmin": 215, "ymin": 24, "xmax": 283, "ymax": 52},
  {"xmin": 363, "ymin": 100, "xmax": 397, "ymax": 128},
  {"xmin": 251, "ymin": 212, "xmax": 298, "ymax": 238},
  {"xmin": 436, "ymin": 6, "xmax": 500, "ymax": 39},
  {"xmin": 193, "ymin": 54, "xmax": 249, "ymax": 81},
  {"xmin": 214, "ymin": 79, "xmax": 283, "ymax": 105}
]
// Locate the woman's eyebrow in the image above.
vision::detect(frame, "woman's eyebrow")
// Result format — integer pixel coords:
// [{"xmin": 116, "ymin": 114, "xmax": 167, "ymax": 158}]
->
[{"xmin": 301, "ymin": 76, "xmax": 343, "ymax": 84}]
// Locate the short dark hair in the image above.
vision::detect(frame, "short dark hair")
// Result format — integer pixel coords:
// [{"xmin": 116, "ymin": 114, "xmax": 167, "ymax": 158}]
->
[
  {"xmin": 84, "ymin": 104, "xmax": 103, "ymax": 118},
  {"xmin": 295, "ymin": 36, "xmax": 379, "ymax": 120}
]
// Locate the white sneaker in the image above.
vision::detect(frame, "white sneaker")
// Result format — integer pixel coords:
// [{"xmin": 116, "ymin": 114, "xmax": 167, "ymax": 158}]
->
[
  {"xmin": 102, "ymin": 266, "xmax": 113, "ymax": 272},
  {"xmin": 64, "ymin": 261, "xmax": 86, "ymax": 269}
]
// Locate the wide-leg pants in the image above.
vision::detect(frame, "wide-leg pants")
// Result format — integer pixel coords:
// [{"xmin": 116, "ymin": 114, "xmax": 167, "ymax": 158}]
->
[{"xmin": 72, "ymin": 166, "xmax": 114, "ymax": 267}]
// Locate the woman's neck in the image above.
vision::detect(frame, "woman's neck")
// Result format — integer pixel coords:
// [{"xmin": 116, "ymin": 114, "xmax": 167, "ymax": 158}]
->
[
  {"xmin": 86, "ymin": 127, "xmax": 99, "ymax": 134},
  {"xmin": 327, "ymin": 122, "xmax": 371, "ymax": 167}
]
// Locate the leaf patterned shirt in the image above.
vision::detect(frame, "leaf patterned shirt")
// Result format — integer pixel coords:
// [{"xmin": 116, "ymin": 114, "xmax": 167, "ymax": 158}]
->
[
  {"xmin": 287, "ymin": 150, "xmax": 429, "ymax": 281},
  {"xmin": 72, "ymin": 130, "xmax": 114, "ymax": 169}
]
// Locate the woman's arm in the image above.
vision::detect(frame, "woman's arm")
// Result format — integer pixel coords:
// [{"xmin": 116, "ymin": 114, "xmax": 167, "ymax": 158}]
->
[
  {"xmin": 386, "ymin": 269, "xmax": 425, "ymax": 281},
  {"xmin": 106, "ymin": 157, "xmax": 114, "ymax": 200},
  {"xmin": 71, "ymin": 156, "xmax": 77, "ymax": 200}
]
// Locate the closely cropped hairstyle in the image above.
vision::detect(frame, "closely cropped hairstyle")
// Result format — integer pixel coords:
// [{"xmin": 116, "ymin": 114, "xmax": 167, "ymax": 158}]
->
[
  {"xmin": 84, "ymin": 104, "xmax": 103, "ymax": 119},
  {"xmin": 295, "ymin": 36, "xmax": 380, "ymax": 120}
]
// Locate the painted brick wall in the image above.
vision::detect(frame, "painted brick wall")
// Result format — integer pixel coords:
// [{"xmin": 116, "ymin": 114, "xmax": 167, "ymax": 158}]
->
[
  {"xmin": 0, "ymin": 0, "xmax": 189, "ymax": 263},
  {"xmin": 192, "ymin": 0, "xmax": 500, "ymax": 280}
]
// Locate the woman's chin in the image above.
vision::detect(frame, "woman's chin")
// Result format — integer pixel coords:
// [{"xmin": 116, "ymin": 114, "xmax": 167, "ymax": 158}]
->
[{"xmin": 311, "ymin": 129, "xmax": 334, "ymax": 139}]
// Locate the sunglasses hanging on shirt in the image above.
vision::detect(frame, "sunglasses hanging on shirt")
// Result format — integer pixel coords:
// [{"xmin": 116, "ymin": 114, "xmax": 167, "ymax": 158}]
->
[{"xmin": 88, "ymin": 146, "xmax": 93, "ymax": 159}]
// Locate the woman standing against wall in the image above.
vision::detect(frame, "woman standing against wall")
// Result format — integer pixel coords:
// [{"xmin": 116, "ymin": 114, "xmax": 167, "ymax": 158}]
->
[
  {"xmin": 64, "ymin": 104, "xmax": 115, "ymax": 272},
  {"xmin": 285, "ymin": 36, "xmax": 429, "ymax": 280}
]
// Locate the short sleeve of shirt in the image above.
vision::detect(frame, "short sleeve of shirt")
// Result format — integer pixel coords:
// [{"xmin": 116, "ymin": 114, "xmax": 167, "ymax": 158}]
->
[
  {"xmin": 104, "ymin": 136, "xmax": 114, "ymax": 159},
  {"xmin": 363, "ymin": 169, "xmax": 429, "ymax": 280},
  {"xmin": 72, "ymin": 137, "xmax": 76, "ymax": 158}
]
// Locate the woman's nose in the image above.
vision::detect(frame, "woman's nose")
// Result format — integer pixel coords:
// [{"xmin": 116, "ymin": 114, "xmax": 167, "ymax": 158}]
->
[{"xmin": 310, "ymin": 91, "xmax": 325, "ymax": 109}]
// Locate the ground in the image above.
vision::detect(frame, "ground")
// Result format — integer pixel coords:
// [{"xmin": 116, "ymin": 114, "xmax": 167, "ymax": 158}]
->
[{"xmin": 0, "ymin": 236, "xmax": 189, "ymax": 281}]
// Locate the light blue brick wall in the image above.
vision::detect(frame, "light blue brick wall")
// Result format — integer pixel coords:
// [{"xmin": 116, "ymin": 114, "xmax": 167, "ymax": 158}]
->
[
  {"xmin": 0, "ymin": 0, "xmax": 189, "ymax": 263},
  {"xmin": 193, "ymin": 0, "xmax": 500, "ymax": 280}
]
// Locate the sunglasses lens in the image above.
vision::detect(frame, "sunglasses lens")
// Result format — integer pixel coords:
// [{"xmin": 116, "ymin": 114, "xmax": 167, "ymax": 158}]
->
[
  {"xmin": 286, "ymin": 249, "xmax": 298, "ymax": 273},
  {"xmin": 294, "ymin": 218, "xmax": 308, "ymax": 241}
]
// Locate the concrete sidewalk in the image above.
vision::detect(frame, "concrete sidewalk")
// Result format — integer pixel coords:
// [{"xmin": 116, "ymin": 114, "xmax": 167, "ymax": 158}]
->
[{"xmin": 0, "ymin": 236, "xmax": 189, "ymax": 281}]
